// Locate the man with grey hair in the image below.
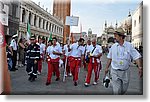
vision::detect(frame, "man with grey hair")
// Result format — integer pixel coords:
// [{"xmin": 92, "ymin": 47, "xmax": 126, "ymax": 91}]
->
[
  {"xmin": 104, "ymin": 28, "xmax": 142, "ymax": 94},
  {"xmin": 84, "ymin": 38, "xmax": 102, "ymax": 87}
]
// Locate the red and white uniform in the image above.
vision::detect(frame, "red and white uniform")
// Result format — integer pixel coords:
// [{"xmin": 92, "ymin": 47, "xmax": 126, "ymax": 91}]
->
[
  {"xmin": 85, "ymin": 45, "xmax": 102, "ymax": 84},
  {"xmin": 69, "ymin": 42, "xmax": 84, "ymax": 82},
  {"xmin": 38, "ymin": 43, "xmax": 46, "ymax": 73},
  {"xmin": 46, "ymin": 45, "xmax": 62, "ymax": 83}
]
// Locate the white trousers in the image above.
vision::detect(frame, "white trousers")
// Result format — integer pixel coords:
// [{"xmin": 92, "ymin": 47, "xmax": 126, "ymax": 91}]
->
[{"xmin": 111, "ymin": 68, "xmax": 130, "ymax": 95}]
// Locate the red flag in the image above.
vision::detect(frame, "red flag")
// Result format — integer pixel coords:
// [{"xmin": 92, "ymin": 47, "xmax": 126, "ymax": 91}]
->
[
  {"xmin": 0, "ymin": 22, "xmax": 6, "ymax": 48},
  {"xmin": 0, "ymin": 22, "xmax": 11, "ymax": 94}
]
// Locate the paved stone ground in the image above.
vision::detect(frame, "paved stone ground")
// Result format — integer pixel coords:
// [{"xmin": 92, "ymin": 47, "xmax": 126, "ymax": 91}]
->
[{"xmin": 10, "ymin": 55, "xmax": 143, "ymax": 95}]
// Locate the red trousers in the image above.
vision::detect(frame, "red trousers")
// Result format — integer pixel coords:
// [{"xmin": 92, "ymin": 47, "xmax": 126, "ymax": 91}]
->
[
  {"xmin": 69, "ymin": 56, "xmax": 81, "ymax": 82},
  {"xmin": 85, "ymin": 58, "xmax": 102, "ymax": 84},
  {"xmin": 38, "ymin": 54, "xmax": 44, "ymax": 73},
  {"xmin": 47, "ymin": 58, "xmax": 60, "ymax": 83}
]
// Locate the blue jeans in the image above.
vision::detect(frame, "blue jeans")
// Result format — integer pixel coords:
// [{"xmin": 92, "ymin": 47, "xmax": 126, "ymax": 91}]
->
[{"xmin": 7, "ymin": 58, "xmax": 12, "ymax": 70}]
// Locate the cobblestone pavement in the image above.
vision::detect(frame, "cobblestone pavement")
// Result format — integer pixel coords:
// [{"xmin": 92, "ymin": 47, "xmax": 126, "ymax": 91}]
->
[{"xmin": 10, "ymin": 55, "xmax": 143, "ymax": 95}]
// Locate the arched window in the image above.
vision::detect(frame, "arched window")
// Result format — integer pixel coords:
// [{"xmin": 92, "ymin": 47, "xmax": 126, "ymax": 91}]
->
[
  {"xmin": 28, "ymin": 12, "xmax": 31, "ymax": 24},
  {"xmin": 39, "ymin": 18, "xmax": 41, "ymax": 28},
  {"xmin": 34, "ymin": 15, "xmax": 36, "ymax": 26},
  {"xmin": 22, "ymin": 9, "xmax": 25, "ymax": 23},
  {"xmin": 139, "ymin": 16, "xmax": 141, "ymax": 24},
  {"xmin": 134, "ymin": 20, "xmax": 136, "ymax": 27}
]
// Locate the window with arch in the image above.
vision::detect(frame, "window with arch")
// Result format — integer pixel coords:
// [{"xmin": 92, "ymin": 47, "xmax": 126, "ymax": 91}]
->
[
  {"xmin": 134, "ymin": 20, "xmax": 136, "ymax": 27},
  {"xmin": 139, "ymin": 16, "xmax": 141, "ymax": 24}
]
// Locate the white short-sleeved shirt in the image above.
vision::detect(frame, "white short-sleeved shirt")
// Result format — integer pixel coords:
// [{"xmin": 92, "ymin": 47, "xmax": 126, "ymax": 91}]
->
[
  {"xmin": 107, "ymin": 41, "xmax": 141, "ymax": 70},
  {"xmin": 70, "ymin": 42, "xmax": 84, "ymax": 57},
  {"xmin": 40, "ymin": 43, "xmax": 46, "ymax": 54},
  {"xmin": 85, "ymin": 44, "xmax": 92, "ymax": 56},
  {"xmin": 46, "ymin": 45, "xmax": 62, "ymax": 59},
  {"xmin": 10, "ymin": 39, "xmax": 17, "ymax": 51},
  {"xmin": 63, "ymin": 44, "xmax": 71, "ymax": 56},
  {"xmin": 87, "ymin": 45, "xmax": 102, "ymax": 56}
]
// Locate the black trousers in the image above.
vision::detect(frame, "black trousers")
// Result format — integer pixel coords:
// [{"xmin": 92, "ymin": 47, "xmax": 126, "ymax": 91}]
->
[
  {"xmin": 26, "ymin": 59, "xmax": 38, "ymax": 76},
  {"xmin": 12, "ymin": 50, "xmax": 17, "ymax": 69}
]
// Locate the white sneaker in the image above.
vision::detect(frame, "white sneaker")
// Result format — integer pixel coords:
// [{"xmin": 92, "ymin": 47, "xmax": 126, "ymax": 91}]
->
[
  {"xmin": 69, "ymin": 73, "xmax": 72, "ymax": 77},
  {"xmin": 84, "ymin": 83, "xmax": 89, "ymax": 87},
  {"xmin": 65, "ymin": 74, "xmax": 68, "ymax": 77},
  {"xmin": 93, "ymin": 82, "xmax": 98, "ymax": 85}
]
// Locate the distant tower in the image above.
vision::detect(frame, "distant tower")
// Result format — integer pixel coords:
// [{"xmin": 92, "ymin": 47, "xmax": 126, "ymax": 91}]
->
[
  {"xmin": 53, "ymin": 0, "xmax": 71, "ymax": 44},
  {"xmin": 105, "ymin": 20, "xmax": 107, "ymax": 28},
  {"xmin": 115, "ymin": 20, "xmax": 118, "ymax": 30},
  {"xmin": 128, "ymin": 9, "xmax": 131, "ymax": 17}
]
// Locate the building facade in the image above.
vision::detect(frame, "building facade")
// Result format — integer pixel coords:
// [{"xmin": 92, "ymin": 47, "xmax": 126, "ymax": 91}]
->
[
  {"xmin": 132, "ymin": 1, "xmax": 143, "ymax": 48},
  {"xmin": 53, "ymin": 0, "xmax": 71, "ymax": 44},
  {"xmin": 1, "ymin": 0, "xmax": 20, "ymax": 44},
  {"xmin": 19, "ymin": 0, "xmax": 63, "ymax": 43}
]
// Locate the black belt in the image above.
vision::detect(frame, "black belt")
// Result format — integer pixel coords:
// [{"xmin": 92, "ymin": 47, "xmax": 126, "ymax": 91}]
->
[{"xmin": 116, "ymin": 69, "xmax": 128, "ymax": 71}]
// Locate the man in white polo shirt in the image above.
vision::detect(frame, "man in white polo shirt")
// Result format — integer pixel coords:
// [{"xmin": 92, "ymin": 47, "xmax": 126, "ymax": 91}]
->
[
  {"xmin": 69, "ymin": 38, "xmax": 85, "ymax": 86},
  {"xmin": 46, "ymin": 37, "xmax": 62, "ymax": 85},
  {"xmin": 10, "ymin": 34, "xmax": 18, "ymax": 71},
  {"xmin": 104, "ymin": 28, "xmax": 142, "ymax": 95},
  {"xmin": 84, "ymin": 38, "xmax": 102, "ymax": 87}
]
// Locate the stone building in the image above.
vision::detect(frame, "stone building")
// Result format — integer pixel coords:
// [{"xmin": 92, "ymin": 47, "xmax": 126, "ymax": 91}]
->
[
  {"xmin": 1, "ymin": 0, "xmax": 20, "ymax": 44},
  {"xmin": 132, "ymin": 1, "xmax": 143, "ymax": 48},
  {"xmin": 19, "ymin": 0, "xmax": 64, "ymax": 43}
]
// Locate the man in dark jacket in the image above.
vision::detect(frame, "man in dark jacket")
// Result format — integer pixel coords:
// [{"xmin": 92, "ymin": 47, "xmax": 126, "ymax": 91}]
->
[{"xmin": 26, "ymin": 35, "xmax": 40, "ymax": 82}]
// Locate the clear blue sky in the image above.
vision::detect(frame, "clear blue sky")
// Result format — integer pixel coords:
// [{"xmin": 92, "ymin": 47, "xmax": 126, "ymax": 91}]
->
[{"xmin": 32, "ymin": 0, "xmax": 142, "ymax": 36}]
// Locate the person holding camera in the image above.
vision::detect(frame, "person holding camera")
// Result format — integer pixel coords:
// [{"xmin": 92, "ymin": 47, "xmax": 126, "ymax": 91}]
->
[{"xmin": 104, "ymin": 28, "xmax": 142, "ymax": 95}]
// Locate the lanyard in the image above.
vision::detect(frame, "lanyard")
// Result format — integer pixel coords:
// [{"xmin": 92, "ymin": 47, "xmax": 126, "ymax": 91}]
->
[{"xmin": 117, "ymin": 45, "xmax": 126, "ymax": 58}]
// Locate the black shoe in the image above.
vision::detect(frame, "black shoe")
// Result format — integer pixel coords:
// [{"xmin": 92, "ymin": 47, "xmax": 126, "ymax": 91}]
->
[
  {"xmin": 30, "ymin": 77, "xmax": 35, "ymax": 82},
  {"xmin": 14, "ymin": 68, "xmax": 18, "ymax": 70},
  {"xmin": 28, "ymin": 76, "xmax": 32, "ymax": 81},
  {"xmin": 74, "ymin": 82, "xmax": 77, "ymax": 86},
  {"xmin": 55, "ymin": 78, "xmax": 60, "ymax": 81},
  {"xmin": 10, "ymin": 69, "xmax": 16, "ymax": 71},
  {"xmin": 46, "ymin": 82, "xmax": 51, "ymax": 86}
]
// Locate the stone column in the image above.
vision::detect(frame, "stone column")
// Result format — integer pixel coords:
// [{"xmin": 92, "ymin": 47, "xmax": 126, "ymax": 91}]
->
[
  {"xmin": 31, "ymin": 13, "xmax": 35, "ymax": 26},
  {"xmin": 40, "ymin": 18, "xmax": 43, "ymax": 29},
  {"xmin": 20, "ymin": 8, "xmax": 23, "ymax": 22},
  {"xmin": 36, "ymin": 16, "xmax": 39, "ymax": 28},
  {"xmin": 51, "ymin": 23, "xmax": 53, "ymax": 32},
  {"xmin": 44, "ymin": 20, "xmax": 47, "ymax": 30},
  {"xmin": 47, "ymin": 22, "xmax": 50, "ymax": 31},
  {"xmin": 53, "ymin": 25, "xmax": 55, "ymax": 33}
]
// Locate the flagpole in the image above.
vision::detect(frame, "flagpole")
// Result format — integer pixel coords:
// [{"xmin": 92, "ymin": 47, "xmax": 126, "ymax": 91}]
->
[{"xmin": 63, "ymin": 25, "xmax": 72, "ymax": 82}]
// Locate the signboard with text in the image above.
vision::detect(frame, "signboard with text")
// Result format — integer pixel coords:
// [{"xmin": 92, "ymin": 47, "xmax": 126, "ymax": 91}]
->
[{"xmin": 65, "ymin": 16, "xmax": 79, "ymax": 26}]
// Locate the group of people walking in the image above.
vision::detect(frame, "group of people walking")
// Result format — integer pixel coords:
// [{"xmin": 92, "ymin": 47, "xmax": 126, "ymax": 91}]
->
[{"xmin": 7, "ymin": 27, "xmax": 143, "ymax": 95}]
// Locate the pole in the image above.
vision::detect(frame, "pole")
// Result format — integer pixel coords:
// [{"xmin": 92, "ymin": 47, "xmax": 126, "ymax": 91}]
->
[{"xmin": 63, "ymin": 26, "xmax": 72, "ymax": 82}]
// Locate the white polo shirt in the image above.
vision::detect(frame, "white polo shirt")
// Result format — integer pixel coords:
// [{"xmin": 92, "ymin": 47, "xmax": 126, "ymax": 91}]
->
[
  {"xmin": 70, "ymin": 42, "xmax": 84, "ymax": 58},
  {"xmin": 46, "ymin": 45, "xmax": 62, "ymax": 59},
  {"xmin": 39, "ymin": 43, "xmax": 46, "ymax": 54},
  {"xmin": 85, "ymin": 44, "xmax": 92, "ymax": 56},
  {"xmin": 87, "ymin": 45, "xmax": 102, "ymax": 56},
  {"xmin": 10, "ymin": 39, "xmax": 17, "ymax": 51},
  {"xmin": 107, "ymin": 41, "xmax": 141, "ymax": 70}
]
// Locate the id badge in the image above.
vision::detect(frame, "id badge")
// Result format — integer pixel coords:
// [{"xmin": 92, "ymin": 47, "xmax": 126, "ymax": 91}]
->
[{"xmin": 119, "ymin": 60, "xmax": 124, "ymax": 65}]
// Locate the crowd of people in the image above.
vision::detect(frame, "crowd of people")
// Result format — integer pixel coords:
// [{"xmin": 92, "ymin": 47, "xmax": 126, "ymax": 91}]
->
[{"xmin": 5, "ymin": 28, "xmax": 143, "ymax": 95}]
